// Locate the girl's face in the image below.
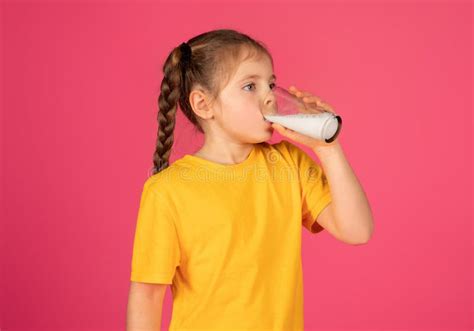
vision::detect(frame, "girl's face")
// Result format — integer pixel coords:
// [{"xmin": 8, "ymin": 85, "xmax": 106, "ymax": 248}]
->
[{"xmin": 212, "ymin": 56, "xmax": 276, "ymax": 144}]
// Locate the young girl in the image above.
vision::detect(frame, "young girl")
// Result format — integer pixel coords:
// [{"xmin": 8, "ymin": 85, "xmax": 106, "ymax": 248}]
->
[{"xmin": 127, "ymin": 29, "xmax": 374, "ymax": 330}]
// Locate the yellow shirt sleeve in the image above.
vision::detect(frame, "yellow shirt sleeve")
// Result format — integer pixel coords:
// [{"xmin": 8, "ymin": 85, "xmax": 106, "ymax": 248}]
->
[
  {"xmin": 282, "ymin": 140, "xmax": 333, "ymax": 234},
  {"xmin": 130, "ymin": 179, "xmax": 181, "ymax": 284}
]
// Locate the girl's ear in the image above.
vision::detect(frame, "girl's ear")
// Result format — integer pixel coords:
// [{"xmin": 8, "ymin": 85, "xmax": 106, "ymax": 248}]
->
[{"xmin": 189, "ymin": 88, "xmax": 215, "ymax": 120}]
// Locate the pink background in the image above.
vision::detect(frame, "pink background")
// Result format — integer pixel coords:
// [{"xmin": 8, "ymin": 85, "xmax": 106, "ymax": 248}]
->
[{"xmin": 1, "ymin": 1, "xmax": 472, "ymax": 330}]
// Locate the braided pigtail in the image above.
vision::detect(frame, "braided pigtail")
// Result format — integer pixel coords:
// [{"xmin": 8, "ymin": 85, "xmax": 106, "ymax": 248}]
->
[{"xmin": 152, "ymin": 43, "xmax": 192, "ymax": 175}]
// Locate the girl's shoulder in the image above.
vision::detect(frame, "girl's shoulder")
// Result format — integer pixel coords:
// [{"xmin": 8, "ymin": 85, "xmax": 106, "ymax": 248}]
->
[
  {"xmin": 261, "ymin": 139, "xmax": 303, "ymax": 160},
  {"xmin": 262, "ymin": 140, "xmax": 318, "ymax": 170},
  {"xmin": 265, "ymin": 139, "xmax": 291, "ymax": 151},
  {"xmin": 142, "ymin": 161, "xmax": 187, "ymax": 196}
]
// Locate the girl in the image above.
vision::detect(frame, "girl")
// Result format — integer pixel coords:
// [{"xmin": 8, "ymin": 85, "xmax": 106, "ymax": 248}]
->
[{"xmin": 126, "ymin": 29, "xmax": 374, "ymax": 330}]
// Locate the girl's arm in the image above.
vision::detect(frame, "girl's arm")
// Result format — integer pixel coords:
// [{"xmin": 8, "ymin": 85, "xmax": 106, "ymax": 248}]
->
[
  {"xmin": 126, "ymin": 281, "xmax": 167, "ymax": 331},
  {"xmin": 313, "ymin": 141, "xmax": 374, "ymax": 244},
  {"xmin": 270, "ymin": 86, "xmax": 374, "ymax": 245}
]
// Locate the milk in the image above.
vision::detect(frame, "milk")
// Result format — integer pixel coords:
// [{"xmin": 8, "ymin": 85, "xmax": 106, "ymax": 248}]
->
[{"xmin": 264, "ymin": 112, "xmax": 341, "ymax": 141}]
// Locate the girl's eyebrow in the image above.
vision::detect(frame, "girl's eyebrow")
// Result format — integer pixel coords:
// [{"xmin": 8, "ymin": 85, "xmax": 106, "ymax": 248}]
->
[{"xmin": 238, "ymin": 74, "xmax": 277, "ymax": 82}]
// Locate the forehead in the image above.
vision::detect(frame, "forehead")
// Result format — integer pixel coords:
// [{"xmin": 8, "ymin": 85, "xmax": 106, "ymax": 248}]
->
[{"xmin": 233, "ymin": 56, "xmax": 274, "ymax": 81}]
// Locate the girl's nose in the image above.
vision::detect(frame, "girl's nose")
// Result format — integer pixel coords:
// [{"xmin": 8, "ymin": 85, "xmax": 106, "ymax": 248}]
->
[
  {"xmin": 261, "ymin": 91, "xmax": 276, "ymax": 117},
  {"xmin": 264, "ymin": 90, "xmax": 275, "ymax": 106}
]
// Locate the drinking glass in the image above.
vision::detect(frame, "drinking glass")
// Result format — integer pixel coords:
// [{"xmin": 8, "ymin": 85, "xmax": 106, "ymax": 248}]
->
[{"xmin": 262, "ymin": 85, "xmax": 342, "ymax": 143}]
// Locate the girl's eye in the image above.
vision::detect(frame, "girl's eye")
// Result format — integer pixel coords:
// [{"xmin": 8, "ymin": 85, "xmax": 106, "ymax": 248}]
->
[
  {"xmin": 243, "ymin": 82, "xmax": 277, "ymax": 91},
  {"xmin": 243, "ymin": 83, "xmax": 256, "ymax": 91}
]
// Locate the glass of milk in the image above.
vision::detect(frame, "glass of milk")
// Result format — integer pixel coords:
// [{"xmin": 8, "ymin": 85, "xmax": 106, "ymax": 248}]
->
[{"xmin": 263, "ymin": 85, "xmax": 342, "ymax": 143}]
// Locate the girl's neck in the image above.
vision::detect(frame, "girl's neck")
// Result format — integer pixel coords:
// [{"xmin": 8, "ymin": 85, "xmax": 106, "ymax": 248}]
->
[{"xmin": 193, "ymin": 140, "xmax": 255, "ymax": 165}]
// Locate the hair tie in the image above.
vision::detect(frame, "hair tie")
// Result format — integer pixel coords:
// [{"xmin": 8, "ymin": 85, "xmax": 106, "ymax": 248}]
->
[{"xmin": 179, "ymin": 42, "xmax": 192, "ymax": 68}]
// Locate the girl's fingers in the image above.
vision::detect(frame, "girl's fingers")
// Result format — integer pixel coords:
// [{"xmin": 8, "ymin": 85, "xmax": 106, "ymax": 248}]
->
[
  {"xmin": 289, "ymin": 86, "xmax": 335, "ymax": 113},
  {"xmin": 303, "ymin": 96, "xmax": 320, "ymax": 103},
  {"xmin": 289, "ymin": 87, "xmax": 314, "ymax": 101},
  {"xmin": 272, "ymin": 123, "xmax": 297, "ymax": 139},
  {"xmin": 289, "ymin": 86, "xmax": 306, "ymax": 97}
]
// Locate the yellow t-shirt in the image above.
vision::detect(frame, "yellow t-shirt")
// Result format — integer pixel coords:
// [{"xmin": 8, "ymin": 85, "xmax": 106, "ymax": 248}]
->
[{"xmin": 130, "ymin": 139, "xmax": 332, "ymax": 330}]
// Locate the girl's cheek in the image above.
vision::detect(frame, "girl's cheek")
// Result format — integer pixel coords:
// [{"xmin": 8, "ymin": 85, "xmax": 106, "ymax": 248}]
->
[
  {"xmin": 233, "ymin": 105, "xmax": 253, "ymax": 121},
  {"xmin": 226, "ymin": 101, "xmax": 260, "ymax": 123},
  {"xmin": 242, "ymin": 102, "xmax": 263, "ymax": 119}
]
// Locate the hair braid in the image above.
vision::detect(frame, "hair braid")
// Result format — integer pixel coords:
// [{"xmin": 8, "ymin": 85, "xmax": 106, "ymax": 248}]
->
[{"xmin": 152, "ymin": 45, "xmax": 186, "ymax": 175}]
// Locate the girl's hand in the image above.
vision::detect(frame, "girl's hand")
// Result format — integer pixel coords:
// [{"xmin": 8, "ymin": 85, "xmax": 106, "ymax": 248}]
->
[{"xmin": 271, "ymin": 85, "xmax": 339, "ymax": 151}]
